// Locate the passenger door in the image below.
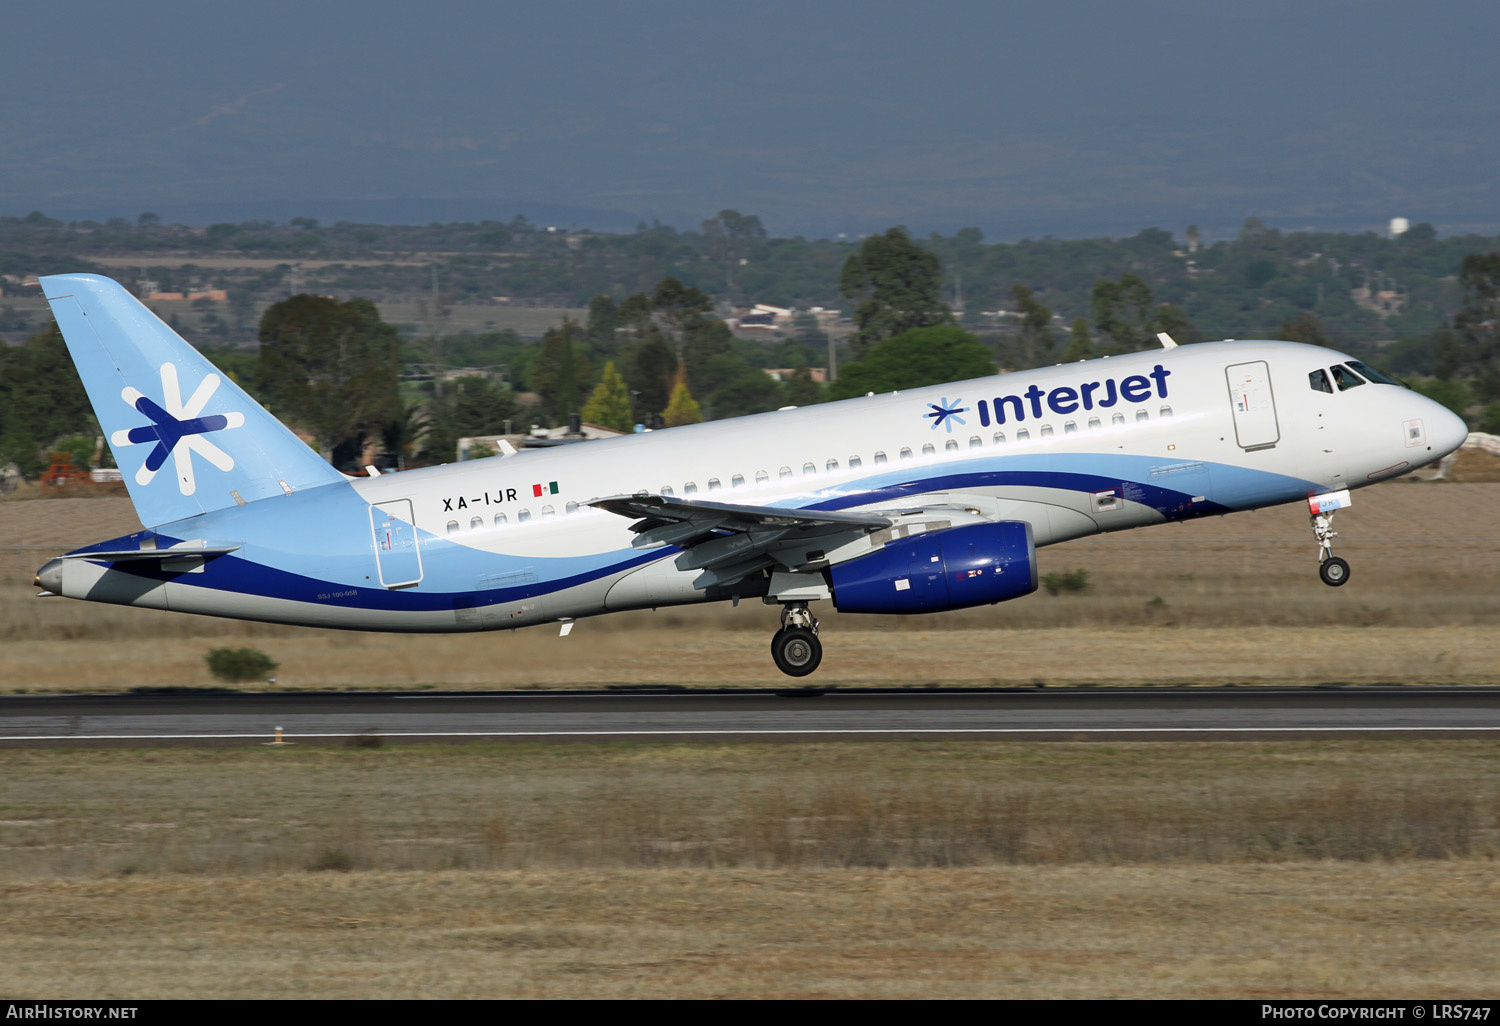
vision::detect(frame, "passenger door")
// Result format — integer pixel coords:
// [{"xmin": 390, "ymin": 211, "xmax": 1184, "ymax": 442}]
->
[
  {"xmin": 1226, "ymin": 361, "xmax": 1280, "ymax": 451},
  {"xmin": 370, "ymin": 499, "xmax": 423, "ymax": 589}
]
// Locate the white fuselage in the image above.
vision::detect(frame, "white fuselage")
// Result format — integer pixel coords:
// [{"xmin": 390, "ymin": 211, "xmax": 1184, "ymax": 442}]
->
[{"xmin": 42, "ymin": 340, "xmax": 1467, "ymax": 634}]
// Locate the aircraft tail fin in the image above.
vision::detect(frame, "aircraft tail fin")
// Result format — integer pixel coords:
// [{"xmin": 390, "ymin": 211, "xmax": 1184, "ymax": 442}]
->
[{"xmin": 39, "ymin": 273, "xmax": 346, "ymax": 528}]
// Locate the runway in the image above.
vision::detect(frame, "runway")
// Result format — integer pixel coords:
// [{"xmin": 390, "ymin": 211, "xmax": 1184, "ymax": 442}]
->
[{"xmin": 3, "ymin": 686, "xmax": 1500, "ymax": 746}]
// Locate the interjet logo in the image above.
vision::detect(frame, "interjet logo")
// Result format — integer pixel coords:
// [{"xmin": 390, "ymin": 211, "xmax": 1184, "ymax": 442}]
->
[
  {"xmin": 925, "ymin": 397, "xmax": 968, "ymax": 433},
  {"xmin": 111, "ymin": 362, "xmax": 245, "ymax": 495}
]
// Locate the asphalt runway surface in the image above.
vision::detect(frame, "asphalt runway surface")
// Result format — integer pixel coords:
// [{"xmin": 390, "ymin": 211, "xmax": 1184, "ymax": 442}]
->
[{"xmin": 3, "ymin": 686, "xmax": 1500, "ymax": 746}]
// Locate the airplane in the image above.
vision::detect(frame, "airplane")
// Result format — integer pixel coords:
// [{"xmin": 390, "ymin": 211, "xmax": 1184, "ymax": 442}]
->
[{"xmin": 32, "ymin": 273, "xmax": 1469, "ymax": 677}]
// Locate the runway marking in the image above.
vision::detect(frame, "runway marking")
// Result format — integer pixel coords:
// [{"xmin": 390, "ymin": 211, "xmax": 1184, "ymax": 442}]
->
[{"xmin": 5, "ymin": 726, "xmax": 1500, "ymax": 742}]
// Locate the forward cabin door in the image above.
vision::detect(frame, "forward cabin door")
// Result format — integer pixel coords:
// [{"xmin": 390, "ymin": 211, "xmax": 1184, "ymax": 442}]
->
[
  {"xmin": 1226, "ymin": 361, "xmax": 1280, "ymax": 451},
  {"xmin": 371, "ymin": 499, "xmax": 423, "ymax": 589}
]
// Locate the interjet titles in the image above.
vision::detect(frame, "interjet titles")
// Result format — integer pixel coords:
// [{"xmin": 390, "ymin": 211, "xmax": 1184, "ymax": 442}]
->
[{"xmin": 978, "ymin": 364, "xmax": 1171, "ymax": 426}]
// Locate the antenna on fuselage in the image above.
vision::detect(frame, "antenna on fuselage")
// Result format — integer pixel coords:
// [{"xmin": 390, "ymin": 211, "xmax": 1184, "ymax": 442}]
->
[{"xmin": 1156, "ymin": 332, "xmax": 1178, "ymax": 349}]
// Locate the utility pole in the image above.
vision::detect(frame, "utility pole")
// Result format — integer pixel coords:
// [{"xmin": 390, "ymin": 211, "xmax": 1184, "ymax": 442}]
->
[{"xmin": 425, "ymin": 265, "xmax": 445, "ymax": 400}]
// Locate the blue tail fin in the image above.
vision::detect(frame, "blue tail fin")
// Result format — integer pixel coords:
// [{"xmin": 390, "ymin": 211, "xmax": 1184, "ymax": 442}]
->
[{"xmin": 40, "ymin": 273, "xmax": 346, "ymax": 527}]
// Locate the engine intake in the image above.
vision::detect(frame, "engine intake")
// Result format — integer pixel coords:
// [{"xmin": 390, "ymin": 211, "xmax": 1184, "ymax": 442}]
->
[{"xmin": 829, "ymin": 521, "xmax": 1037, "ymax": 615}]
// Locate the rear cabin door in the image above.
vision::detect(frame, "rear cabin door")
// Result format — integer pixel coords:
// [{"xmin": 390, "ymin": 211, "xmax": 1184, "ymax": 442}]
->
[
  {"xmin": 1226, "ymin": 361, "xmax": 1280, "ymax": 451},
  {"xmin": 371, "ymin": 499, "xmax": 423, "ymax": 589}
]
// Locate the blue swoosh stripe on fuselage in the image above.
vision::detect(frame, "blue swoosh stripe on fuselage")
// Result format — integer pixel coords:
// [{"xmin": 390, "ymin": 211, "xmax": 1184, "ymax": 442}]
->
[{"xmin": 78, "ymin": 453, "xmax": 1314, "ymax": 612}]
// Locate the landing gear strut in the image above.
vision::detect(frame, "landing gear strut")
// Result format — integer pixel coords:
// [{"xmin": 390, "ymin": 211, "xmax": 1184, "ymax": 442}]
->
[
  {"xmin": 1311, "ymin": 508, "xmax": 1351, "ymax": 588},
  {"xmin": 771, "ymin": 602, "xmax": 822, "ymax": 677}
]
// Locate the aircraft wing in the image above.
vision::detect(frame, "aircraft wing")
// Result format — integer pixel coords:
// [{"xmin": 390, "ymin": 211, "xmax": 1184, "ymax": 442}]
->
[{"xmin": 587, "ymin": 493, "xmax": 892, "ymax": 589}]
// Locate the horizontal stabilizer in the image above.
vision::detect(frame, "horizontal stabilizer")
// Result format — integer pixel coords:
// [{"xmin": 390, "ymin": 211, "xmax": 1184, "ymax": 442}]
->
[{"xmin": 62, "ymin": 545, "xmax": 241, "ymax": 562}]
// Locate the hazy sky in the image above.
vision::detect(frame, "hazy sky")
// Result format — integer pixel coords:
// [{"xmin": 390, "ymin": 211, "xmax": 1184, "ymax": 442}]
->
[{"xmin": 4, "ymin": 0, "xmax": 1497, "ymax": 239}]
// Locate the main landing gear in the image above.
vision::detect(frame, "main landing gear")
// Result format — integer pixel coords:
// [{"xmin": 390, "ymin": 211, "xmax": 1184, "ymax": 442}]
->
[
  {"xmin": 1311, "ymin": 507, "xmax": 1351, "ymax": 588},
  {"xmin": 771, "ymin": 602, "xmax": 822, "ymax": 677}
]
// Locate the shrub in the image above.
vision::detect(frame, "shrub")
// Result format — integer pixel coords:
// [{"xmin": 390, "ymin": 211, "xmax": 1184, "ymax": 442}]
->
[
  {"xmin": 1040, "ymin": 569, "xmax": 1091, "ymax": 596},
  {"xmin": 205, "ymin": 647, "xmax": 278, "ymax": 683}
]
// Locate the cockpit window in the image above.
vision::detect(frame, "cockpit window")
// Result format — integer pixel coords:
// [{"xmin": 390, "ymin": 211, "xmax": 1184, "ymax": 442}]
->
[
  {"xmin": 1330, "ymin": 365, "xmax": 1366, "ymax": 391},
  {"xmin": 1309, "ymin": 369, "xmax": 1333, "ymax": 393},
  {"xmin": 1346, "ymin": 360, "xmax": 1403, "ymax": 386}
]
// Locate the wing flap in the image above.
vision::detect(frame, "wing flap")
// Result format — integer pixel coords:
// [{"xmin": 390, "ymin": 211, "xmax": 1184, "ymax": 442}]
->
[{"xmin": 588, "ymin": 493, "xmax": 892, "ymax": 590}]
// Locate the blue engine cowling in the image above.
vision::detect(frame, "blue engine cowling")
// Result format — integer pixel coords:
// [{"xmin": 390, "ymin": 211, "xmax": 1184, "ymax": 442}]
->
[{"xmin": 829, "ymin": 521, "xmax": 1038, "ymax": 615}]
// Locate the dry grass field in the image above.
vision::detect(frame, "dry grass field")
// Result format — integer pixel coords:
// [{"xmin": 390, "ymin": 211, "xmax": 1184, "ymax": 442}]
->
[
  {"xmin": 5, "ymin": 863, "xmax": 1498, "ymax": 999},
  {"xmin": 1, "ymin": 470, "xmax": 1496, "ymax": 691},
  {"xmin": 1, "ymin": 741, "xmax": 1497, "ymax": 998}
]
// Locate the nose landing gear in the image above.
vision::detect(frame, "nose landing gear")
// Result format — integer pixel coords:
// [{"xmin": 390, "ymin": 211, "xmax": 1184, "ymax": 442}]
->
[
  {"xmin": 1309, "ymin": 491, "xmax": 1353, "ymax": 588},
  {"xmin": 771, "ymin": 602, "xmax": 822, "ymax": 677}
]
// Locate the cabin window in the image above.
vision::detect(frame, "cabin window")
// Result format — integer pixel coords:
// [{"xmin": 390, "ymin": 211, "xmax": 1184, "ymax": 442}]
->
[
  {"xmin": 1310, "ymin": 369, "xmax": 1333, "ymax": 393},
  {"xmin": 900, "ymin": 447, "xmax": 913, "ymax": 460},
  {"xmin": 447, "ymin": 520, "xmax": 460, "ymax": 535},
  {"xmin": 565, "ymin": 501, "xmax": 578, "ymax": 514},
  {"xmin": 541, "ymin": 505, "xmax": 555, "ymax": 518},
  {"xmin": 494, "ymin": 513, "xmax": 507, "ymax": 526},
  {"xmin": 826, "ymin": 458, "xmax": 839, "ymax": 472},
  {"xmin": 470, "ymin": 516, "xmax": 484, "ymax": 530},
  {"xmin": 969, "ymin": 435, "xmax": 982, "ymax": 448},
  {"xmin": 779, "ymin": 466, "xmax": 793, "ymax": 480},
  {"xmin": 756, "ymin": 470, "xmax": 769, "ymax": 484},
  {"xmin": 1112, "ymin": 412, "xmax": 1126, "ymax": 426},
  {"xmin": 684, "ymin": 482, "xmax": 698, "ymax": 494},
  {"xmin": 1088, "ymin": 416, "xmax": 1101, "ymax": 429},
  {"xmin": 1040, "ymin": 424, "xmax": 1054, "ymax": 437},
  {"xmin": 874, "ymin": 451, "xmax": 888, "ymax": 464},
  {"xmin": 1331, "ymin": 365, "xmax": 1366, "ymax": 391},
  {"xmin": 849, "ymin": 455, "xmax": 863, "ymax": 469},
  {"xmin": 993, "ymin": 432, "xmax": 1006, "ymax": 445},
  {"xmin": 661, "ymin": 485, "xmax": 675, "ymax": 496},
  {"xmin": 1064, "ymin": 421, "xmax": 1077, "ymax": 434},
  {"xmin": 732, "ymin": 474, "xmax": 745, "ymax": 488},
  {"xmin": 945, "ymin": 439, "xmax": 959, "ymax": 452},
  {"xmin": 1016, "ymin": 428, "xmax": 1030, "ymax": 441},
  {"xmin": 803, "ymin": 462, "xmax": 817, "ymax": 475},
  {"xmin": 1159, "ymin": 405, "xmax": 1173, "ymax": 418},
  {"xmin": 1347, "ymin": 360, "xmax": 1402, "ymax": 386},
  {"xmin": 518, "ymin": 509, "xmax": 532, "ymax": 523},
  {"xmin": 1136, "ymin": 409, "xmax": 1150, "ymax": 422},
  {"xmin": 922, "ymin": 443, "xmax": 935, "ymax": 456},
  {"xmin": 708, "ymin": 478, "xmax": 721, "ymax": 490}
]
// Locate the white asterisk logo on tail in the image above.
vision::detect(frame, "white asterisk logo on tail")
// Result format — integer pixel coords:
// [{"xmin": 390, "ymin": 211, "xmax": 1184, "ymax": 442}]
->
[{"xmin": 111, "ymin": 363, "xmax": 245, "ymax": 495}]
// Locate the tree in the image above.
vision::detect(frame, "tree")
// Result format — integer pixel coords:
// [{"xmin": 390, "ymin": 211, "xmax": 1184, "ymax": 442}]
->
[
  {"xmin": 585, "ymin": 296, "xmax": 620, "ymax": 357},
  {"xmin": 256, "ymin": 295, "xmax": 401, "ymax": 459},
  {"xmin": 1091, "ymin": 273, "xmax": 1156, "ymax": 350},
  {"xmin": 702, "ymin": 359, "xmax": 784, "ymax": 419},
  {"xmin": 828, "ymin": 325, "xmax": 995, "ymax": 400},
  {"xmin": 681, "ymin": 315, "xmax": 734, "ymax": 393},
  {"xmin": 663, "ymin": 378, "xmax": 703, "ymax": 426},
  {"xmin": 528, "ymin": 320, "xmax": 594, "ymax": 421},
  {"xmin": 784, "ymin": 365, "xmax": 823, "ymax": 406},
  {"xmin": 1280, "ymin": 311, "xmax": 1330, "ymax": 347},
  {"xmin": 625, "ymin": 327, "xmax": 678, "ymax": 420},
  {"xmin": 581, "ymin": 362, "xmax": 635, "ymax": 432},
  {"xmin": 420, "ymin": 376, "xmax": 517, "ymax": 464},
  {"xmin": 1436, "ymin": 252, "xmax": 1500, "ymax": 403},
  {"xmin": 1004, "ymin": 284, "xmax": 1055, "ymax": 369},
  {"xmin": 840, "ymin": 227, "xmax": 952, "ymax": 358},
  {"xmin": 702, "ymin": 209, "xmax": 766, "ymax": 293},
  {"xmin": 650, "ymin": 277, "xmax": 714, "ymax": 336},
  {"xmin": 1060, "ymin": 318, "xmax": 1096, "ymax": 362},
  {"xmin": 0, "ymin": 324, "xmax": 94, "ymax": 475}
]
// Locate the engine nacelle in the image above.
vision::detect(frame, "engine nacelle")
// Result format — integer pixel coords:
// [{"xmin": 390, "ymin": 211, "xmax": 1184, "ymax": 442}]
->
[{"xmin": 829, "ymin": 521, "xmax": 1038, "ymax": 615}]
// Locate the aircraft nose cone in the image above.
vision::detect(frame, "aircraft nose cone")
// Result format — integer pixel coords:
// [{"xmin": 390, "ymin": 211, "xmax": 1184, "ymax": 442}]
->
[
  {"xmin": 34, "ymin": 557, "xmax": 64, "ymax": 595},
  {"xmin": 1433, "ymin": 405, "xmax": 1470, "ymax": 457}
]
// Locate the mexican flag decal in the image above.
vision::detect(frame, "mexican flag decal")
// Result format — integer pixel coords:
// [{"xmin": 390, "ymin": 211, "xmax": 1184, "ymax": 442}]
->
[{"xmin": 533, "ymin": 481, "xmax": 559, "ymax": 497}]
